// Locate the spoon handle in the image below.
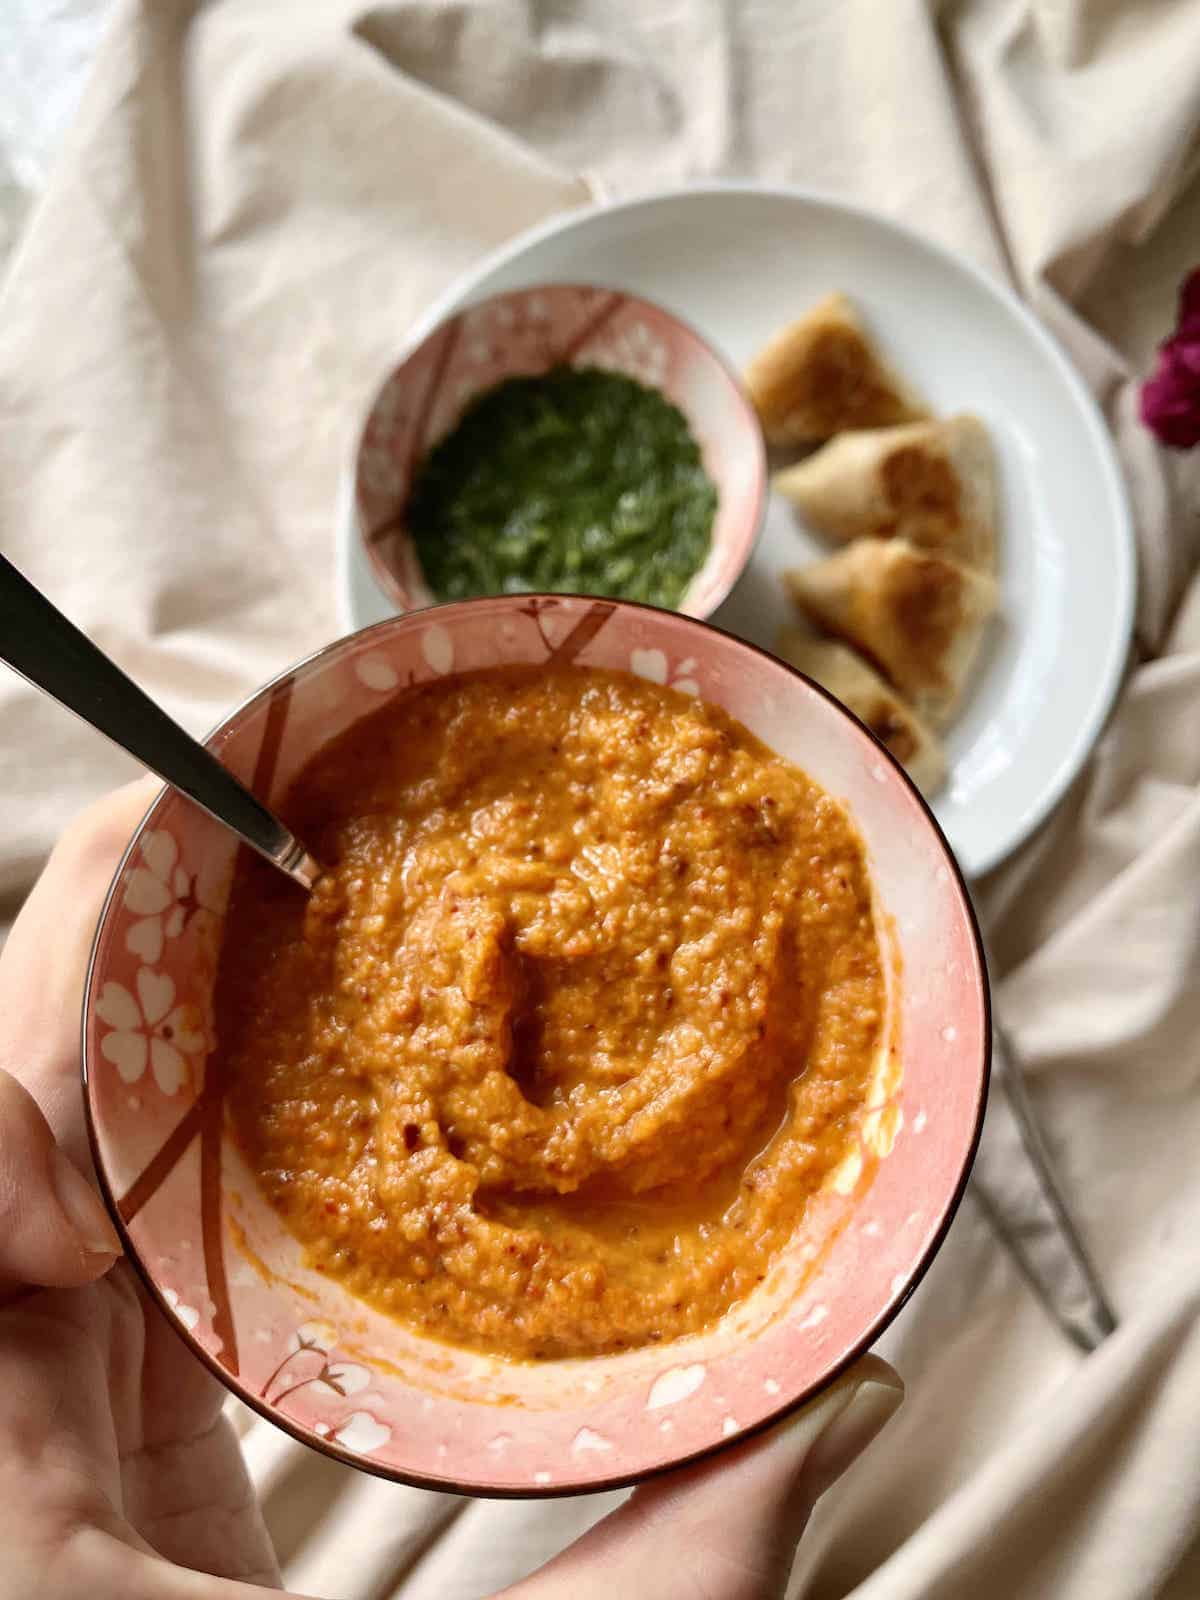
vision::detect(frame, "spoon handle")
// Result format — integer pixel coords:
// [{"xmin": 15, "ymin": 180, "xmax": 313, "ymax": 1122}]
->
[
  {"xmin": 970, "ymin": 1002, "xmax": 1117, "ymax": 1353},
  {"xmin": 0, "ymin": 555, "xmax": 319, "ymax": 891}
]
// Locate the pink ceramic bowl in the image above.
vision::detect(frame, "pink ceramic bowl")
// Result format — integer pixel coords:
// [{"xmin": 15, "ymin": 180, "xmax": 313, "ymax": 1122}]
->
[
  {"xmin": 353, "ymin": 283, "xmax": 766, "ymax": 619},
  {"xmin": 83, "ymin": 597, "xmax": 988, "ymax": 1496}
]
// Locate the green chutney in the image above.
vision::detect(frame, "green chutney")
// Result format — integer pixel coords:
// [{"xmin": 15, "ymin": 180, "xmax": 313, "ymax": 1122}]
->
[{"xmin": 406, "ymin": 366, "xmax": 717, "ymax": 609}]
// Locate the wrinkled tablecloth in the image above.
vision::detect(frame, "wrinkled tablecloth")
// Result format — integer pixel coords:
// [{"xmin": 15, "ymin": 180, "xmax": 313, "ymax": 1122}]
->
[{"xmin": 3, "ymin": 2, "xmax": 1200, "ymax": 1596}]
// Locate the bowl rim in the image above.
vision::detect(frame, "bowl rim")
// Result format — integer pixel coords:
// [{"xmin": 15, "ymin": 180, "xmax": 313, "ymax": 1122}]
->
[
  {"xmin": 81, "ymin": 596, "xmax": 990, "ymax": 1498},
  {"xmin": 352, "ymin": 281, "xmax": 768, "ymax": 623}
]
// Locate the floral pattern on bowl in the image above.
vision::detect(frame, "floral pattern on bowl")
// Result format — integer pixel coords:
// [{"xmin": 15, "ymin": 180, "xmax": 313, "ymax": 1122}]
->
[
  {"xmin": 83, "ymin": 598, "xmax": 988, "ymax": 1495},
  {"xmin": 354, "ymin": 284, "xmax": 766, "ymax": 621}
]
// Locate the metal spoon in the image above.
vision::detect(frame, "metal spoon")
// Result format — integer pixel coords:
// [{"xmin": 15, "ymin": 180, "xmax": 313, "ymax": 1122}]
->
[
  {"xmin": 0, "ymin": 554, "xmax": 320, "ymax": 892},
  {"xmin": 970, "ymin": 996, "xmax": 1117, "ymax": 1352}
]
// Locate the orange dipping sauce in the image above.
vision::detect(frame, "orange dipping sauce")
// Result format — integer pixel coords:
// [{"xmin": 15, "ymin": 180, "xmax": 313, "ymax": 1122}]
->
[{"xmin": 222, "ymin": 666, "xmax": 884, "ymax": 1358}]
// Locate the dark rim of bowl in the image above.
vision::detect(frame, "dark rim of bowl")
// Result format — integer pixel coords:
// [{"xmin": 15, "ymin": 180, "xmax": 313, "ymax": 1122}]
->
[
  {"xmin": 81, "ymin": 595, "xmax": 991, "ymax": 1500},
  {"xmin": 353, "ymin": 283, "xmax": 768, "ymax": 624}
]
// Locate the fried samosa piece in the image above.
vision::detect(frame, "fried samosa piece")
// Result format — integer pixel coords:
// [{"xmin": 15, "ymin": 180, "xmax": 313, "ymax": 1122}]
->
[
  {"xmin": 774, "ymin": 414, "xmax": 996, "ymax": 569},
  {"xmin": 777, "ymin": 626, "xmax": 947, "ymax": 793},
  {"xmin": 745, "ymin": 293, "xmax": 927, "ymax": 446},
  {"xmin": 783, "ymin": 538, "xmax": 997, "ymax": 725}
]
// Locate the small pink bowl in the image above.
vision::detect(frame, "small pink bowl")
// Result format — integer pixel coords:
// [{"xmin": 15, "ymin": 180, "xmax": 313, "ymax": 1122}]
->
[
  {"xmin": 83, "ymin": 597, "xmax": 988, "ymax": 1496},
  {"xmin": 353, "ymin": 284, "xmax": 766, "ymax": 618}
]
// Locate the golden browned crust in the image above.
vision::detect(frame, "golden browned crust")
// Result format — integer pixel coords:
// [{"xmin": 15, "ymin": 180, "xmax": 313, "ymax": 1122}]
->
[
  {"xmin": 885, "ymin": 546, "xmax": 966, "ymax": 685},
  {"xmin": 775, "ymin": 625, "xmax": 947, "ymax": 792},
  {"xmin": 880, "ymin": 445, "xmax": 961, "ymax": 537},
  {"xmin": 862, "ymin": 695, "xmax": 919, "ymax": 764},
  {"xmin": 773, "ymin": 415, "xmax": 996, "ymax": 568},
  {"xmin": 745, "ymin": 293, "xmax": 928, "ymax": 445},
  {"xmin": 783, "ymin": 539, "xmax": 997, "ymax": 724}
]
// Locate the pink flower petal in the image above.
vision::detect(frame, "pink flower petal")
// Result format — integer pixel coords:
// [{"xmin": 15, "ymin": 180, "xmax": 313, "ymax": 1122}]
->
[
  {"xmin": 1178, "ymin": 267, "xmax": 1200, "ymax": 326},
  {"xmin": 1141, "ymin": 267, "xmax": 1200, "ymax": 449}
]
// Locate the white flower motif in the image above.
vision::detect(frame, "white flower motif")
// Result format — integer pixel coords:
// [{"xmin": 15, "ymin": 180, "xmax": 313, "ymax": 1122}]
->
[
  {"xmin": 630, "ymin": 647, "xmax": 669, "ymax": 684},
  {"xmin": 288, "ymin": 1322, "xmax": 370, "ymax": 1397},
  {"xmin": 571, "ymin": 1428, "xmax": 613, "ymax": 1456},
  {"xmin": 646, "ymin": 1362, "xmax": 707, "ymax": 1410},
  {"xmin": 96, "ymin": 969, "xmax": 204, "ymax": 1094},
  {"xmin": 421, "ymin": 623, "xmax": 454, "ymax": 676},
  {"xmin": 355, "ymin": 653, "xmax": 399, "ymax": 693},
  {"xmin": 123, "ymin": 830, "xmax": 199, "ymax": 964},
  {"xmin": 162, "ymin": 1287, "xmax": 200, "ymax": 1331},
  {"xmin": 291, "ymin": 1320, "xmax": 338, "ymax": 1354},
  {"xmin": 266, "ymin": 1321, "xmax": 376, "ymax": 1417},
  {"xmin": 587, "ymin": 321, "xmax": 669, "ymax": 388},
  {"xmin": 331, "ymin": 1411, "xmax": 391, "ymax": 1455},
  {"xmin": 630, "ymin": 649, "xmax": 700, "ymax": 696},
  {"xmin": 314, "ymin": 1361, "xmax": 371, "ymax": 1399},
  {"xmin": 672, "ymin": 656, "xmax": 700, "ymax": 696}
]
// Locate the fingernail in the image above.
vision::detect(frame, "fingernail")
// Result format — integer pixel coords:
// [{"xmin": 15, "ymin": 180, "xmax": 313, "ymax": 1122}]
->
[
  {"xmin": 804, "ymin": 1375, "xmax": 903, "ymax": 1497},
  {"xmin": 50, "ymin": 1147, "xmax": 122, "ymax": 1262}
]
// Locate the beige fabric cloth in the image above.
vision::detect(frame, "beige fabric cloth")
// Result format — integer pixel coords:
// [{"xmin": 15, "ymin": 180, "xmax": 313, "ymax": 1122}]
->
[{"xmin": 4, "ymin": 1, "xmax": 1200, "ymax": 1595}]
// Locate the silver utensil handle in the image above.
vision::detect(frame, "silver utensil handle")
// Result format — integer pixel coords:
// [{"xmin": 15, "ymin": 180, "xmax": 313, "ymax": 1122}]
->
[
  {"xmin": 0, "ymin": 555, "xmax": 318, "ymax": 891},
  {"xmin": 972, "ymin": 1011, "xmax": 1117, "ymax": 1352}
]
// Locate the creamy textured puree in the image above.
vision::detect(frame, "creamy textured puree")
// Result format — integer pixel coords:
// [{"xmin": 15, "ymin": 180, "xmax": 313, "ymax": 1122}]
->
[{"xmin": 222, "ymin": 665, "xmax": 884, "ymax": 1359}]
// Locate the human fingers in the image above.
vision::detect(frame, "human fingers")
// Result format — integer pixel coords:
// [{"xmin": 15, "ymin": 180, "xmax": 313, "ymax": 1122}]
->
[
  {"xmin": 0, "ymin": 1067, "xmax": 120, "ymax": 1303},
  {"xmin": 0, "ymin": 778, "xmax": 158, "ymax": 1164},
  {"xmin": 502, "ymin": 1354, "xmax": 903, "ymax": 1600},
  {"xmin": 35, "ymin": 1528, "xmax": 318, "ymax": 1600}
]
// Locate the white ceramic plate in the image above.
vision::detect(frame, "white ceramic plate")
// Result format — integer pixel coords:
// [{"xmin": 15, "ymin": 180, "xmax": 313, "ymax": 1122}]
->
[{"xmin": 336, "ymin": 183, "xmax": 1136, "ymax": 878}]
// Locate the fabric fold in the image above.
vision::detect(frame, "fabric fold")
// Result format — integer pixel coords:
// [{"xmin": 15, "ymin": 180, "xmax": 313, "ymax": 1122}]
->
[{"xmin": 2, "ymin": 2, "xmax": 1199, "ymax": 1596}]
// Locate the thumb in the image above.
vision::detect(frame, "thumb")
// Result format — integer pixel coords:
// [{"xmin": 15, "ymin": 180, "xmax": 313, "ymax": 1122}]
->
[
  {"xmin": 0, "ymin": 1067, "xmax": 121, "ymax": 1302},
  {"xmin": 504, "ymin": 1354, "xmax": 903, "ymax": 1600}
]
